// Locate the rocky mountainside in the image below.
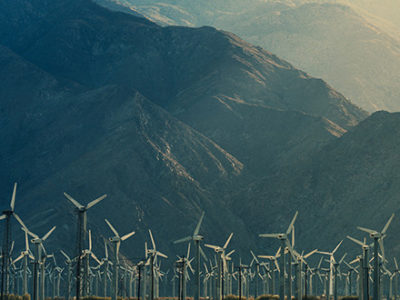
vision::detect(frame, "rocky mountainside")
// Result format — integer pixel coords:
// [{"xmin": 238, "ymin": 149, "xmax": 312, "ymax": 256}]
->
[
  {"xmin": 106, "ymin": 0, "xmax": 400, "ymax": 112},
  {"xmin": 234, "ymin": 110, "xmax": 400, "ymax": 258},
  {"xmin": 0, "ymin": 0, "xmax": 384, "ymax": 264}
]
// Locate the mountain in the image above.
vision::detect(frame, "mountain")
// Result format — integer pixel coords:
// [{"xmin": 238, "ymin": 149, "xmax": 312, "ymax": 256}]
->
[
  {"xmin": 233, "ymin": 110, "xmax": 400, "ymax": 257},
  {"xmin": 0, "ymin": 0, "xmax": 370, "ymax": 263},
  {"xmin": 106, "ymin": 0, "xmax": 400, "ymax": 112}
]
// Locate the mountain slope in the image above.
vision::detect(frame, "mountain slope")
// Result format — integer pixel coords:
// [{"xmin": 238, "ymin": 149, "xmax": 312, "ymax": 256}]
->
[
  {"xmin": 232, "ymin": 111, "xmax": 400, "ymax": 257},
  {"xmin": 109, "ymin": 0, "xmax": 400, "ymax": 112}
]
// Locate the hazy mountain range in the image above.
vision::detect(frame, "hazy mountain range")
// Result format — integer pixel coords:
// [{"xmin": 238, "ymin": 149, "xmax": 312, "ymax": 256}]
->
[
  {"xmin": 99, "ymin": 0, "xmax": 400, "ymax": 113},
  {"xmin": 1, "ymin": 0, "xmax": 400, "ymax": 264}
]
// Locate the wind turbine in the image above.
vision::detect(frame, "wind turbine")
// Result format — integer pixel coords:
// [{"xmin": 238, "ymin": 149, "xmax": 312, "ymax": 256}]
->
[
  {"xmin": 60, "ymin": 250, "xmax": 74, "ymax": 300},
  {"xmin": 347, "ymin": 235, "xmax": 370, "ymax": 300},
  {"xmin": 357, "ymin": 213, "xmax": 394, "ymax": 300},
  {"xmin": 258, "ymin": 246, "xmax": 281, "ymax": 295},
  {"xmin": 147, "ymin": 229, "xmax": 168, "ymax": 300},
  {"xmin": 205, "ymin": 232, "xmax": 233, "ymax": 300},
  {"xmin": 343, "ymin": 260, "xmax": 358, "ymax": 296},
  {"xmin": 250, "ymin": 250, "xmax": 262, "ymax": 298},
  {"xmin": 13, "ymin": 229, "xmax": 34, "ymax": 295},
  {"xmin": 293, "ymin": 249, "xmax": 318, "ymax": 300},
  {"xmin": 318, "ymin": 240, "xmax": 343, "ymax": 298},
  {"xmin": 104, "ymin": 218, "xmax": 135, "ymax": 300},
  {"xmin": 81, "ymin": 230, "xmax": 101, "ymax": 296},
  {"xmin": 64, "ymin": 192, "xmax": 107, "ymax": 300},
  {"xmin": 259, "ymin": 211, "xmax": 298, "ymax": 300},
  {"xmin": 23, "ymin": 225, "xmax": 56, "ymax": 300},
  {"xmin": 173, "ymin": 211, "xmax": 207, "ymax": 300},
  {"xmin": 0, "ymin": 183, "xmax": 28, "ymax": 298},
  {"xmin": 100, "ymin": 240, "xmax": 112, "ymax": 297}
]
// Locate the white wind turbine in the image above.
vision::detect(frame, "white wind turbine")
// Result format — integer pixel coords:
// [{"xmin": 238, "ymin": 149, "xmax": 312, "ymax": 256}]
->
[
  {"xmin": 147, "ymin": 229, "xmax": 168, "ymax": 300},
  {"xmin": 357, "ymin": 213, "xmax": 394, "ymax": 300},
  {"xmin": 60, "ymin": 250, "xmax": 75, "ymax": 300},
  {"xmin": 23, "ymin": 225, "xmax": 56, "ymax": 300},
  {"xmin": 205, "ymin": 232, "xmax": 233, "ymax": 300},
  {"xmin": 81, "ymin": 230, "xmax": 101, "ymax": 296},
  {"xmin": 13, "ymin": 229, "xmax": 34, "ymax": 295},
  {"xmin": 173, "ymin": 212, "xmax": 207, "ymax": 300},
  {"xmin": 64, "ymin": 192, "xmax": 106, "ymax": 299},
  {"xmin": 259, "ymin": 211, "xmax": 299, "ymax": 300},
  {"xmin": 104, "ymin": 218, "xmax": 135, "ymax": 300},
  {"xmin": 318, "ymin": 240, "xmax": 343, "ymax": 298},
  {"xmin": 0, "ymin": 183, "xmax": 28, "ymax": 297},
  {"xmin": 258, "ymin": 247, "xmax": 281, "ymax": 295}
]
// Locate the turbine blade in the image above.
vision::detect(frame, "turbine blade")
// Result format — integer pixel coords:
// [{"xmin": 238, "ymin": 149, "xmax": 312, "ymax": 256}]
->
[
  {"xmin": 156, "ymin": 251, "xmax": 168, "ymax": 259},
  {"xmin": 259, "ymin": 233, "xmax": 281, "ymax": 238},
  {"xmin": 285, "ymin": 240, "xmax": 299, "ymax": 260},
  {"xmin": 381, "ymin": 213, "xmax": 395, "ymax": 234},
  {"xmin": 149, "ymin": 229, "xmax": 156, "ymax": 250},
  {"xmin": 349, "ymin": 257, "xmax": 360, "ymax": 264},
  {"xmin": 42, "ymin": 226, "xmax": 56, "ymax": 241},
  {"xmin": 105, "ymin": 219, "xmax": 119, "ymax": 237},
  {"xmin": 395, "ymin": 258, "xmax": 399, "ymax": 270},
  {"xmin": 194, "ymin": 211, "xmax": 205, "ymax": 236},
  {"xmin": 60, "ymin": 250, "xmax": 71, "ymax": 261},
  {"xmin": 89, "ymin": 230, "xmax": 92, "ymax": 251},
  {"xmin": 104, "ymin": 240, "xmax": 109, "ymax": 259},
  {"xmin": 304, "ymin": 249, "xmax": 318, "ymax": 259},
  {"xmin": 121, "ymin": 231, "xmax": 135, "ymax": 241},
  {"xmin": 357, "ymin": 226, "xmax": 376, "ymax": 235},
  {"xmin": 204, "ymin": 244, "xmax": 219, "ymax": 251},
  {"xmin": 258, "ymin": 255, "xmax": 274, "ymax": 259},
  {"xmin": 0, "ymin": 215, "xmax": 6, "ymax": 220},
  {"xmin": 41, "ymin": 244, "xmax": 47, "ymax": 257},
  {"xmin": 173, "ymin": 236, "xmax": 192, "ymax": 244},
  {"xmin": 91, "ymin": 252, "xmax": 101, "ymax": 265},
  {"xmin": 187, "ymin": 258, "xmax": 195, "ymax": 274},
  {"xmin": 250, "ymin": 250, "xmax": 259, "ymax": 264},
  {"xmin": 286, "ymin": 211, "xmax": 299, "ymax": 235},
  {"xmin": 332, "ymin": 240, "xmax": 343, "ymax": 254},
  {"xmin": 64, "ymin": 193, "xmax": 84, "ymax": 209},
  {"xmin": 292, "ymin": 226, "xmax": 295, "ymax": 247},
  {"xmin": 276, "ymin": 247, "xmax": 281, "ymax": 257},
  {"xmin": 339, "ymin": 253, "xmax": 347, "ymax": 264},
  {"xmin": 25, "ymin": 230, "xmax": 29, "ymax": 251},
  {"xmin": 226, "ymin": 249, "xmax": 235, "ymax": 258},
  {"xmin": 10, "ymin": 182, "xmax": 17, "ymax": 211},
  {"xmin": 14, "ymin": 213, "xmax": 28, "ymax": 231},
  {"xmin": 116, "ymin": 242, "xmax": 120, "ymax": 256},
  {"xmin": 187, "ymin": 243, "xmax": 191, "ymax": 259},
  {"xmin": 378, "ymin": 238, "xmax": 385, "ymax": 260},
  {"xmin": 22, "ymin": 227, "xmax": 39, "ymax": 239},
  {"xmin": 13, "ymin": 254, "xmax": 24, "ymax": 264},
  {"xmin": 223, "ymin": 233, "xmax": 233, "ymax": 249},
  {"xmin": 274, "ymin": 259, "xmax": 280, "ymax": 273},
  {"xmin": 200, "ymin": 246, "xmax": 208, "ymax": 261},
  {"xmin": 86, "ymin": 194, "xmax": 107, "ymax": 209},
  {"xmin": 317, "ymin": 257, "xmax": 323, "ymax": 269},
  {"xmin": 9, "ymin": 241, "xmax": 14, "ymax": 255},
  {"xmin": 347, "ymin": 235, "xmax": 365, "ymax": 247},
  {"xmin": 204, "ymin": 263, "xmax": 209, "ymax": 273}
]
